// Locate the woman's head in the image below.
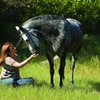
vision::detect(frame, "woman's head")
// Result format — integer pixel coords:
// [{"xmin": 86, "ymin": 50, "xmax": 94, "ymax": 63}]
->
[{"xmin": 0, "ymin": 42, "xmax": 16, "ymax": 64}]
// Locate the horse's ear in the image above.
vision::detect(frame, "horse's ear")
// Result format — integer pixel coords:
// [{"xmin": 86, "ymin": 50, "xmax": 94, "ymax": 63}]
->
[
  {"xmin": 15, "ymin": 26, "xmax": 25, "ymax": 32},
  {"xmin": 15, "ymin": 26, "xmax": 20, "ymax": 31}
]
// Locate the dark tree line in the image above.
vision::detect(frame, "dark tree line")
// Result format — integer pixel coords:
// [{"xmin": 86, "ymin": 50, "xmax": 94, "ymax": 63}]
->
[{"xmin": 0, "ymin": 0, "xmax": 100, "ymax": 43}]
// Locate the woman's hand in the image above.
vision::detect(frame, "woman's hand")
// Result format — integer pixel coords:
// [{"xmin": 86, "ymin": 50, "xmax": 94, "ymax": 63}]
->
[{"xmin": 31, "ymin": 53, "xmax": 39, "ymax": 58}]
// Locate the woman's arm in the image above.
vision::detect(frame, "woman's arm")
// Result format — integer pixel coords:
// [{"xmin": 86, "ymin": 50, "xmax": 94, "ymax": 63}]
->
[{"xmin": 12, "ymin": 53, "xmax": 38, "ymax": 68}]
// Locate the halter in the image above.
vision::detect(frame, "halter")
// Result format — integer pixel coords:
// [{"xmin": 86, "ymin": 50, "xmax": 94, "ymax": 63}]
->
[{"xmin": 15, "ymin": 26, "xmax": 38, "ymax": 47}]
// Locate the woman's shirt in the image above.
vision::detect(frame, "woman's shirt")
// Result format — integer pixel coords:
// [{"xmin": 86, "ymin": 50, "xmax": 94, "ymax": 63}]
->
[{"xmin": 0, "ymin": 55, "xmax": 20, "ymax": 79}]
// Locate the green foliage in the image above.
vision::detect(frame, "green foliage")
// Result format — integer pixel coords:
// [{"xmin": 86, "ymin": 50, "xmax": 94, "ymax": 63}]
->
[
  {"xmin": 63, "ymin": 0, "xmax": 100, "ymax": 34},
  {"xmin": 0, "ymin": 0, "xmax": 100, "ymax": 42}
]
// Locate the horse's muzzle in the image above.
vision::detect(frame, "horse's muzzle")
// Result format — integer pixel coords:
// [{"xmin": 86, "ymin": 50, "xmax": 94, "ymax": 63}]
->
[
  {"xmin": 33, "ymin": 52, "xmax": 39, "ymax": 57},
  {"xmin": 32, "ymin": 48, "xmax": 40, "ymax": 56}
]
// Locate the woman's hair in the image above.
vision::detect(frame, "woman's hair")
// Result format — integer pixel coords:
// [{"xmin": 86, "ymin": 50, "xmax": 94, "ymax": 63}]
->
[{"xmin": 0, "ymin": 42, "xmax": 12, "ymax": 65}]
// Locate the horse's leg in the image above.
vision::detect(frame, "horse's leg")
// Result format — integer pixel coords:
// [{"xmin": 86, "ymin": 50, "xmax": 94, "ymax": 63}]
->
[
  {"xmin": 46, "ymin": 52, "xmax": 54, "ymax": 87},
  {"xmin": 59, "ymin": 53, "xmax": 67, "ymax": 87},
  {"xmin": 70, "ymin": 54, "xmax": 77, "ymax": 85},
  {"xmin": 70, "ymin": 44, "xmax": 82, "ymax": 84}
]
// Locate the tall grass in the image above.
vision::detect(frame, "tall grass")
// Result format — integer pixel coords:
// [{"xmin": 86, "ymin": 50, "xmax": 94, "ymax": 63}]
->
[{"xmin": 0, "ymin": 34, "xmax": 100, "ymax": 100}]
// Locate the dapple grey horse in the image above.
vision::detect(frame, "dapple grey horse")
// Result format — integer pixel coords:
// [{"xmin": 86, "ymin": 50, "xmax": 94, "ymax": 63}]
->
[{"xmin": 15, "ymin": 15, "xmax": 83, "ymax": 87}]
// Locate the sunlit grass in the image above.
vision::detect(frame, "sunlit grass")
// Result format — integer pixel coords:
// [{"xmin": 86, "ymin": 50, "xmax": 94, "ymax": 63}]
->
[{"xmin": 0, "ymin": 34, "xmax": 100, "ymax": 100}]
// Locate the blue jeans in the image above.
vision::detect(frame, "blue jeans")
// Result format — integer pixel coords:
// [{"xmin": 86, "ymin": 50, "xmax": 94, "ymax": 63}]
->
[{"xmin": 0, "ymin": 77, "xmax": 33, "ymax": 86}]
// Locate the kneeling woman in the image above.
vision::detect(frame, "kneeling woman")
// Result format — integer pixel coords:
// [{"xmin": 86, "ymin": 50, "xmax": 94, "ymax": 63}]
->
[{"xmin": 0, "ymin": 42, "xmax": 38, "ymax": 87}]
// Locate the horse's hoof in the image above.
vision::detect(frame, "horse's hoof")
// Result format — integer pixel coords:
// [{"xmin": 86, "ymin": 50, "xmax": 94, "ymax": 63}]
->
[
  {"xmin": 62, "ymin": 75, "xmax": 65, "ymax": 80},
  {"xmin": 50, "ymin": 84, "xmax": 54, "ymax": 88},
  {"xmin": 60, "ymin": 85, "xmax": 63, "ymax": 88},
  {"xmin": 70, "ymin": 81, "xmax": 74, "ymax": 85},
  {"xmin": 59, "ymin": 83, "xmax": 63, "ymax": 88}
]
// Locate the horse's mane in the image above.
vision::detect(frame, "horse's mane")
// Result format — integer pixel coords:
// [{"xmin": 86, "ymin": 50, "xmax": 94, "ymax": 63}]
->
[
  {"xmin": 31, "ymin": 15, "xmax": 65, "ymax": 20},
  {"xmin": 22, "ymin": 15, "xmax": 65, "ymax": 25}
]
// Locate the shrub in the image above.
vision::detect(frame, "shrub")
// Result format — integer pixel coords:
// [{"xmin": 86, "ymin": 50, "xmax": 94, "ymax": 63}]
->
[{"xmin": 0, "ymin": 0, "xmax": 100, "ymax": 42}]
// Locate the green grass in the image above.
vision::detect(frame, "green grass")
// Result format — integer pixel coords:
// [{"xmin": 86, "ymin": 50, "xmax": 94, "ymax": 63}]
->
[{"xmin": 0, "ymin": 34, "xmax": 100, "ymax": 100}]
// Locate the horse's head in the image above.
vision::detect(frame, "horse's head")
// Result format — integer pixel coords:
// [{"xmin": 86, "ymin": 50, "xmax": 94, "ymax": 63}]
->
[{"xmin": 15, "ymin": 26, "xmax": 40, "ymax": 55}]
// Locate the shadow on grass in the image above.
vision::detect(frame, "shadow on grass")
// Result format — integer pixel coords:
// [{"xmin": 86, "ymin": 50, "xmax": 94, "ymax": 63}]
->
[
  {"xmin": 33, "ymin": 78, "xmax": 49, "ymax": 87},
  {"xmin": 70, "ymin": 81, "xmax": 100, "ymax": 92},
  {"xmin": 88, "ymin": 81, "xmax": 100, "ymax": 92}
]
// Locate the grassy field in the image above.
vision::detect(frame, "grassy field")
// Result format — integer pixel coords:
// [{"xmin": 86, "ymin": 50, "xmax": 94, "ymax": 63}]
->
[{"xmin": 0, "ymin": 34, "xmax": 100, "ymax": 100}]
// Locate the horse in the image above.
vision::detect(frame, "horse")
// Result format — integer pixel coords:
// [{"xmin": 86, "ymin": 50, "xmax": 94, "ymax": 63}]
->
[{"xmin": 15, "ymin": 15, "xmax": 83, "ymax": 87}]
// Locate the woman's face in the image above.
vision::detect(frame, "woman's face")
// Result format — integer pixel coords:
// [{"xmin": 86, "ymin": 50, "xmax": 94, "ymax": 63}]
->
[{"xmin": 9, "ymin": 44, "xmax": 17, "ymax": 56}]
